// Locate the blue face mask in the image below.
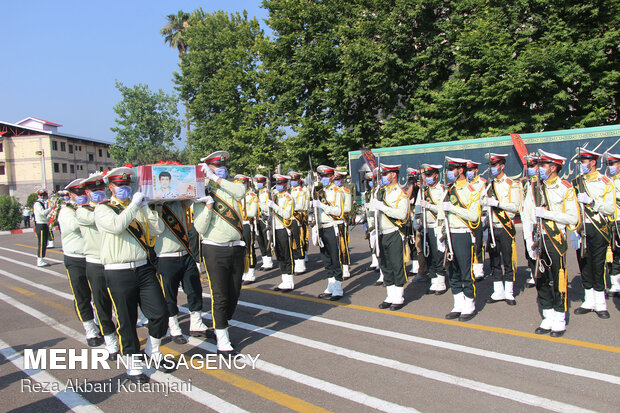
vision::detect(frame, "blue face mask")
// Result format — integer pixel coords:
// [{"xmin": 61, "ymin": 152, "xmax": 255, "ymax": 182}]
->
[
  {"xmin": 447, "ymin": 170, "xmax": 457, "ymax": 182},
  {"xmin": 61, "ymin": 196, "xmax": 70, "ymax": 201},
  {"xmin": 334, "ymin": 180, "xmax": 342, "ymax": 187},
  {"xmin": 321, "ymin": 177, "xmax": 331, "ymax": 186},
  {"xmin": 115, "ymin": 185, "xmax": 131, "ymax": 201},
  {"xmin": 539, "ymin": 167, "xmax": 551, "ymax": 181},
  {"xmin": 425, "ymin": 176, "xmax": 435, "ymax": 186},
  {"xmin": 527, "ymin": 167, "xmax": 537, "ymax": 177},
  {"xmin": 608, "ymin": 166, "xmax": 618, "ymax": 176},
  {"xmin": 75, "ymin": 195, "xmax": 89, "ymax": 205},
  {"xmin": 90, "ymin": 190, "xmax": 107, "ymax": 204},
  {"xmin": 380, "ymin": 176, "xmax": 390, "ymax": 186},
  {"xmin": 256, "ymin": 182, "xmax": 264, "ymax": 189},
  {"xmin": 491, "ymin": 166, "xmax": 500, "ymax": 177},
  {"xmin": 290, "ymin": 181, "xmax": 299, "ymax": 187},
  {"xmin": 580, "ymin": 163, "xmax": 591, "ymax": 175},
  {"xmin": 275, "ymin": 184, "xmax": 285, "ymax": 192},
  {"xmin": 215, "ymin": 167, "xmax": 228, "ymax": 179},
  {"xmin": 466, "ymin": 171, "xmax": 475, "ymax": 180},
  {"xmin": 368, "ymin": 181, "xmax": 374, "ymax": 188}
]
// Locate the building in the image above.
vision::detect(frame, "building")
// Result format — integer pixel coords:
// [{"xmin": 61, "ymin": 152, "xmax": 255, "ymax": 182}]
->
[{"xmin": 0, "ymin": 117, "xmax": 117, "ymax": 202}]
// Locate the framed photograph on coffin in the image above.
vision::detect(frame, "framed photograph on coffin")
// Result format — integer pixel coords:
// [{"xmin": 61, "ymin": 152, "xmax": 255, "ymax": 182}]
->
[{"xmin": 137, "ymin": 165, "xmax": 205, "ymax": 201}]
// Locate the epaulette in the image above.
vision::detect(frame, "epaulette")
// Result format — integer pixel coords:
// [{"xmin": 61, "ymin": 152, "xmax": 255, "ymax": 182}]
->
[
  {"xmin": 562, "ymin": 180, "xmax": 572, "ymax": 188},
  {"xmin": 480, "ymin": 177, "xmax": 487, "ymax": 183},
  {"xmin": 602, "ymin": 176, "xmax": 611, "ymax": 184},
  {"xmin": 343, "ymin": 187, "xmax": 351, "ymax": 193},
  {"xmin": 467, "ymin": 184, "xmax": 475, "ymax": 192},
  {"xmin": 506, "ymin": 178, "xmax": 513, "ymax": 185}
]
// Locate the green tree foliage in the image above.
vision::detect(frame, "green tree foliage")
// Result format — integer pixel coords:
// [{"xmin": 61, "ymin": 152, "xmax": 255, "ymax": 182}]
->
[
  {"xmin": 25, "ymin": 193, "xmax": 38, "ymax": 209},
  {"xmin": 176, "ymin": 10, "xmax": 283, "ymax": 173},
  {"xmin": 110, "ymin": 81, "xmax": 182, "ymax": 165},
  {"xmin": 0, "ymin": 195, "xmax": 23, "ymax": 230}
]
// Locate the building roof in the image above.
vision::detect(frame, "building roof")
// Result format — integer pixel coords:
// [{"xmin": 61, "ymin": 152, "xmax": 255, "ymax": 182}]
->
[
  {"xmin": 0, "ymin": 119, "xmax": 113, "ymax": 146},
  {"xmin": 16, "ymin": 117, "xmax": 63, "ymax": 127}
]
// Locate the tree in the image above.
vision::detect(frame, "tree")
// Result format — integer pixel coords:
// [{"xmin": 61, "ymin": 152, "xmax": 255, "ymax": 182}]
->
[
  {"xmin": 110, "ymin": 81, "xmax": 182, "ymax": 165},
  {"xmin": 0, "ymin": 195, "xmax": 22, "ymax": 230},
  {"xmin": 25, "ymin": 193, "xmax": 38, "ymax": 209}
]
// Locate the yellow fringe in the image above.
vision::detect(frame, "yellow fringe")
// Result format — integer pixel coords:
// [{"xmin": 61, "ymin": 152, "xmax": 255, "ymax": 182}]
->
[{"xmin": 606, "ymin": 246, "xmax": 613, "ymax": 263}]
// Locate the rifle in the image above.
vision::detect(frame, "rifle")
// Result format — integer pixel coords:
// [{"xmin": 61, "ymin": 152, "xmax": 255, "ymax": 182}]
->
[
  {"xmin": 266, "ymin": 169, "xmax": 276, "ymax": 251},
  {"xmin": 487, "ymin": 151, "xmax": 497, "ymax": 249},
  {"xmin": 374, "ymin": 154, "xmax": 382, "ymax": 257},
  {"xmin": 441, "ymin": 160, "xmax": 454, "ymax": 267},
  {"xmin": 308, "ymin": 155, "xmax": 324, "ymax": 247},
  {"xmin": 532, "ymin": 154, "xmax": 547, "ymax": 277},
  {"xmin": 420, "ymin": 167, "xmax": 430, "ymax": 258},
  {"xmin": 605, "ymin": 155, "xmax": 620, "ymax": 250},
  {"xmin": 576, "ymin": 147, "xmax": 588, "ymax": 258}
]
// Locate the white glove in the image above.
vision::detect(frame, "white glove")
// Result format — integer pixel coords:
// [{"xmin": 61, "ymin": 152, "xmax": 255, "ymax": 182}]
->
[
  {"xmin": 442, "ymin": 202, "xmax": 452, "ymax": 212},
  {"xmin": 485, "ymin": 197, "xmax": 499, "ymax": 208},
  {"xmin": 373, "ymin": 199, "xmax": 385, "ymax": 211},
  {"xmin": 312, "ymin": 199, "xmax": 323, "ymax": 209},
  {"xmin": 419, "ymin": 199, "xmax": 429, "ymax": 209},
  {"xmin": 267, "ymin": 200, "xmax": 276, "ymax": 209},
  {"xmin": 577, "ymin": 193, "xmax": 593, "ymax": 205},
  {"xmin": 526, "ymin": 239, "xmax": 537, "ymax": 259},
  {"xmin": 412, "ymin": 218, "xmax": 421, "ymax": 231},
  {"xmin": 311, "ymin": 225, "xmax": 320, "ymax": 246},
  {"xmin": 482, "ymin": 229, "xmax": 489, "ymax": 243},
  {"xmin": 197, "ymin": 196, "xmax": 214, "ymax": 204},
  {"xmin": 202, "ymin": 164, "xmax": 218, "ymax": 181},
  {"xmin": 369, "ymin": 230, "xmax": 377, "ymax": 248},
  {"xmin": 365, "ymin": 203, "xmax": 372, "ymax": 210},
  {"xmin": 534, "ymin": 207, "xmax": 547, "ymax": 219},
  {"xmin": 131, "ymin": 192, "xmax": 144, "ymax": 206}
]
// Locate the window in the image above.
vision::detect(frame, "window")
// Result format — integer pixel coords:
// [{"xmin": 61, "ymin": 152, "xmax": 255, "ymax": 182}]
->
[
  {"xmin": 60, "ymin": 142, "xmax": 66, "ymax": 151},
  {"xmin": 99, "ymin": 166, "xmax": 104, "ymax": 172},
  {"xmin": 107, "ymin": 150, "xmax": 110, "ymax": 158},
  {"xmin": 69, "ymin": 144, "xmax": 73, "ymax": 154},
  {"xmin": 80, "ymin": 165, "xmax": 83, "ymax": 170},
  {"xmin": 98, "ymin": 149, "xmax": 103, "ymax": 157},
  {"xmin": 88, "ymin": 153, "xmax": 94, "ymax": 161},
  {"xmin": 0, "ymin": 143, "xmax": 3, "ymax": 152},
  {"xmin": 77, "ymin": 145, "xmax": 82, "ymax": 151},
  {"xmin": 70, "ymin": 165, "xmax": 75, "ymax": 174},
  {"xmin": 55, "ymin": 185, "xmax": 60, "ymax": 191},
  {"xmin": 54, "ymin": 163, "xmax": 59, "ymax": 173},
  {"xmin": 52, "ymin": 141, "xmax": 58, "ymax": 151},
  {"xmin": 62, "ymin": 164, "xmax": 67, "ymax": 173},
  {"xmin": 0, "ymin": 165, "xmax": 5, "ymax": 175}
]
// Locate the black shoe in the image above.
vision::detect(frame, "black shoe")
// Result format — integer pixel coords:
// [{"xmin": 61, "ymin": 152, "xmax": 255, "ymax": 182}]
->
[
  {"xmin": 525, "ymin": 283, "xmax": 536, "ymax": 289},
  {"xmin": 374, "ymin": 281, "xmax": 384, "ymax": 286},
  {"xmin": 242, "ymin": 280, "xmax": 255, "ymax": 285},
  {"xmin": 107, "ymin": 351, "xmax": 119, "ymax": 361},
  {"xmin": 425, "ymin": 289, "xmax": 435, "ymax": 295},
  {"xmin": 486, "ymin": 297, "xmax": 504, "ymax": 304},
  {"xmin": 390, "ymin": 303, "xmax": 404, "ymax": 311},
  {"xmin": 445, "ymin": 311, "xmax": 460, "ymax": 320},
  {"xmin": 260, "ymin": 266, "xmax": 274, "ymax": 271},
  {"xmin": 318, "ymin": 292, "xmax": 332, "ymax": 299},
  {"xmin": 574, "ymin": 307, "xmax": 593, "ymax": 315},
  {"xmin": 458, "ymin": 312, "xmax": 477, "ymax": 322},
  {"xmin": 123, "ymin": 373, "xmax": 149, "ymax": 384},
  {"xmin": 595, "ymin": 310, "xmax": 610, "ymax": 319},
  {"xmin": 506, "ymin": 299, "xmax": 517, "ymax": 306},
  {"xmin": 434, "ymin": 288, "xmax": 448, "ymax": 296},
  {"xmin": 330, "ymin": 295, "xmax": 343, "ymax": 301},
  {"xmin": 274, "ymin": 286, "xmax": 293, "ymax": 292},
  {"xmin": 203, "ymin": 329, "xmax": 216, "ymax": 340},
  {"xmin": 550, "ymin": 330, "xmax": 565, "ymax": 337},
  {"xmin": 86, "ymin": 336, "xmax": 104, "ymax": 347},
  {"xmin": 378, "ymin": 301, "xmax": 391, "ymax": 309},
  {"xmin": 171, "ymin": 335, "xmax": 188, "ymax": 344},
  {"xmin": 610, "ymin": 291, "xmax": 619, "ymax": 297},
  {"xmin": 217, "ymin": 349, "xmax": 239, "ymax": 357},
  {"xmin": 534, "ymin": 327, "xmax": 550, "ymax": 335}
]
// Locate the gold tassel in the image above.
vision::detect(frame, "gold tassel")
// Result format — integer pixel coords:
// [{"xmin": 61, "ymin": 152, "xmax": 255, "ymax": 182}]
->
[
  {"xmin": 244, "ymin": 254, "xmax": 249, "ymax": 273},
  {"xmin": 606, "ymin": 246, "xmax": 613, "ymax": 263},
  {"xmin": 403, "ymin": 243, "xmax": 411, "ymax": 262},
  {"xmin": 558, "ymin": 267, "xmax": 567, "ymax": 295}
]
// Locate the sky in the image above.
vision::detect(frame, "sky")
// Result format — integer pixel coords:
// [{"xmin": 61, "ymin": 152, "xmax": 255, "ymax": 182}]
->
[{"xmin": 0, "ymin": 1, "xmax": 270, "ymax": 144}]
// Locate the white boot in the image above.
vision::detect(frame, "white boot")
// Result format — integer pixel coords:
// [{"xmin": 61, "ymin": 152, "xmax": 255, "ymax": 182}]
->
[
  {"xmin": 190, "ymin": 311, "xmax": 209, "ymax": 336},
  {"xmin": 473, "ymin": 263, "xmax": 484, "ymax": 279},
  {"xmin": 489, "ymin": 281, "xmax": 506, "ymax": 302},
  {"xmin": 429, "ymin": 275, "xmax": 447, "ymax": 293},
  {"xmin": 243, "ymin": 267, "xmax": 256, "ymax": 283},
  {"xmin": 323, "ymin": 277, "xmax": 335, "ymax": 294},
  {"xmin": 609, "ymin": 274, "xmax": 620, "ymax": 294},
  {"xmin": 526, "ymin": 273, "xmax": 536, "ymax": 288},
  {"xmin": 168, "ymin": 315, "xmax": 184, "ymax": 337},
  {"xmin": 342, "ymin": 264, "xmax": 351, "ymax": 279},
  {"xmin": 593, "ymin": 290, "xmax": 610, "ymax": 318},
  {"xmin": 576, "ymin": 288, "xmax": 595, "ymax": 312},
  {"xmin": 380, "ymin": 285, "xmax": 394, "ymax": 306},
  {"xmin": 136, "ymin": 308, "xmax": 148, "ymax": 327},
  {"xmin": 294, "ymin": 259, "xmax": 307, "ymax": 274},
  {"xmin": 104, "ymin": 333, "xmax": 119, "ymax": 359},
  {"xmin": 83, "ymin": 320, "xmax": 100, "ymax": 339},
  {"xmin": 504, "ymin": 281, "xmax": 516, "ymax": 304},
  {"xmin": 459, "ymin": 295, "xmax": 476, "ymax": 320},
  {"xmin": 410, "ymin": 260, "xmax": 419, "ymax": 274},
  {"xmin": 331, "ymin": 280, "xmax": 343, "ymax": 299},
  {"xmin": 375, "ymin": 269, "xmax": 384, "ymax": 285},
  {"xmin": 36, "ymin": 257, "xmax": 48, "ymax": 267},
  {"xmin": 275, "ymin": 274, "xmax": 294, "ymax": 291},
  {"xmin": 241, "ymin": 271, "xmax": 249, "ymax": 281},
  {"xmin": 215, "ymin": 328, "xmax": 233, "ymax": 352},
  {"xmin": 446, "ymin": 292, "xmax": 464, "ymax": 318},
  {"xmin": 47, "ymin": 240, "xmax": 54, "ymax": 248},
  {"xmin": 551, "ymin": 311, "xmax": 566, "ymax": 336},
  {"xmin": 145, "ymin": 336, "xmax": 163, "ymax": 364},
  {"xmin": 391, "ymin": 286, "xmax": 405, "ymax": 309},
  {"xmin": 370, "ymin": 254, "xmax": 379, "ymax": 269},
  {"xmin": 536, "ymin": 308, "xmax": 554, "ymax": 333},
  {"xmin": 261, "ymin": 256, "xmax": 274, "ymax": 270}
]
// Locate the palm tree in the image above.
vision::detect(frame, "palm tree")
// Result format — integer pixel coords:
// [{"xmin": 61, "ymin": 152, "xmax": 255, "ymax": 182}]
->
[{"xmin": 161, "ymin": 10, "xmax": 192, "ymax": 150}]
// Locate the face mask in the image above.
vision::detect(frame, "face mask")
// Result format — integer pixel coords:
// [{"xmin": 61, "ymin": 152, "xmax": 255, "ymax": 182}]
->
[
  {"xmin": 257, "ymin": 182, "xmax": 264, "ymax": 189},
  {"xmin": 380, "ymin": 176, "xmax": 390, "ymax": 186},
  {"xmin": 466, "ymin": 171, "xmax": 475, "ymax": 180},
  {"xmin": 334, "ymin": 180, "xmax": 342, "ymax": 187},
  {"xmin": 61, "ymin": 196, "xmax": 70, "ymax": 201},
  {"xmin": 115, "ymin": 185, "xmax": 131, "ymax": 201},
  {"xmin": 539, "ymin": 167, "xmax": 551, "ymax": 181},
  {"xmin": 290, "ymin": 181, "xmax": 299, "ymax": 187},
  {"xmin": 491, "ymin": 167, "xmax": 500, "ymax": 177},
  {"xmin": 580, "ymin": 163, "xmax": 591, "ymax": 174},
  {"xmin": 75, "ymin": 195, "xmax": 89, "ymax": 205},
  {"xmin": 368, "ymin": 181, "xmax": 374, "ymax": 188},
  {"xmin": 321, "ymin": 177, "xmax": 331, "ymax": 186},
  {"xmin": 447, "ymin": 170, "xmax": 457, "ymax": 182},
  {"xmin": 425, "ymin": 176, "xmax": 435, "ymax": 186},
  {"xmin": 90, "ymin": 190, "xmax": 107, "ymax": 204},
  {"xmin": 608, "ymin": 166, "xmax": 618, "ymax": 176},
  {"xmin": 275, "ymin": 184, "xmax": 285, "ymax": 192},
  {"xmin": 215, "ymin": 167, "xmax": 228, "ymax": 179},
  {"xmin": 527, "ymin": 167, "xmax": 537, "ymax": 177}
]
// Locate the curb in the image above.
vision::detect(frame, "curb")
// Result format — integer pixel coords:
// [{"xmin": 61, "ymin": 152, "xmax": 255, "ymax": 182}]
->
[{"xmin": 0, "ymin": 228, "xmax": 35, "ymax": 236}]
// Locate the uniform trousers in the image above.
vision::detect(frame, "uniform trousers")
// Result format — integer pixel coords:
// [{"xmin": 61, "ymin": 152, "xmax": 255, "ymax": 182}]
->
[
  {"xmin": 473, "ymin": 222, "xmax": 484, "ymax": 264},
  {"xmin": 275, "ymin": 227, "xmax": 294, "ymax": 274},
  {"xmin": 338, "ymin": 223, "xmax": 351, "ymax": 266},
  {"xmin": 576, "ymin": 223, "xmax": 609, "ymax": 291},
  {"xmin": 256, "ymin": 218, "xmax": 272, "ymax": 256},
  {"xmin": 610, "ymin": 226, "xmax": 620, "ymax": 275},
  {"xmin": 157, "ymin": 253, "xmax": 203, "ymax": 316},
  {"xmin": 242, "ymin": 222, "xmax": 257, "ymax": 269},
  {"xmin": 85, "ymin": 261, "xmax": 116, "ymax": 336},
  {"xmin": 426, "ymin": 227, "xmax": 447, "ymax": 279},
  {"xmin": 379, "ymin": 231, "xmax": 407, "ymax": 286},
  {"xmin": 447, "ymin": 232, "xmax": 475, "ymax": 299},
  {"xmin": 64, "ymin": 255, "xmax": 95, "ymax": 323},
  {"xmin": 290, "ymin": 219, "xmax": 306, "ymax": 260},
  {"xmin": 488, "ymin": 226, "xmax": 515, "ymax": 282},
  {"xmin": 35, "ymin": 223, "xmax": 49, "ymax": 258},
  {"xmin": 536, "ymin": 236, "xmax": 567, "ymax": 312},
  {"xmin": 319, "ymin": 226, "xmax": 343, "ymax": 281}
]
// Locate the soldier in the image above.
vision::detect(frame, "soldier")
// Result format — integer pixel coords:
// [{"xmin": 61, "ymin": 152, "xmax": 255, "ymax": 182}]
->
[
  {"xmin": 269, "ymin": 174, "xmax": 296, "ymax": 291},
  {"xmin": 236, "ymin": 174, "xmax": 260, "ymax": 285},
  {"xmin": 374, "ymin": 164, "xmax": 410, "ymax": 310},
  {"xmin": 466, "ymin": 160, "xmax": 487, "ymax": 280},
  {"xmin": 313, "ymin": 165, "xmax": 345, "ymax": 300},
  {"xmin": 94, "ymin": 167, "xmax": 168, "ymax": 383},
  {"xmin": 75, "ymin": 173, "xmax": 120, "ymax": 359},
  {"xmin": 604, "ymin": 152, "xmax": 620, "ymax": 297},
  {"xmin": 483, "ymin": 153, "xmax": 522, "ymax": 306},
  {"xmin": 440, "ymin": 157, "xmax": 481, "ymax": 322},
  {"xmin": 404, "ymin": 167, "xmax": 421, "ymax": 277},
  {"xmin": 522, "ymin": 150, "xmax": 579, "ymax": 337},
  {"xmin": 362, "ymin": 170, "xmax": 383, "ymax": 284},
  {"xmin": 194, "ymin": 151, "xmax": 246, "ymax": 355},
  {"xmin": 59, "ymin": 179, "xmax": 105, "ymax": 348},
  {"xmin": 572, "ymin": 149, "xmax": 614, "ymax": 319},
  {"xmin": 334, "ymin": 170, "xmax": 353, "ymax": 279},
  {"xmin": 520, "ymin": 154, "xmax": 539, "ymax": 288},
  {"xmin": 415, "ymin": 164, "xmax": 448, "ymax": 295},
  {"xmin": 289, "ymin": 171, "xmax": 309, "ymax": 274},
  {"xmin": 33, "ymin": 188, "xmax": 52, "ymax": 267},
  {"xmin": 254, "ymin": 174, "xmax": 275, "ymax": 270}
]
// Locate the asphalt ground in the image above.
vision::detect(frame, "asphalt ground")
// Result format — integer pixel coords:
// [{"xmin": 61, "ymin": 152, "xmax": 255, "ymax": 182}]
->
[{"xmin": 0, "ymin": 225, "xmax": 618, "ymax": 412}]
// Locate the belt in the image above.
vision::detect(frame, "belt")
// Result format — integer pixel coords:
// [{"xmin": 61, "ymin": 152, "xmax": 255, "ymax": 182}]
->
[
  {"xmin": 380, "ymin": 227, "xmax": 399, "ymax": 235},
  {"xmin": 320, "ymin": 220, "xmax": 344, "ymax": 229},
  {"xmin": 64, "ymin": 252, "xmax": 85, "ymax": 259},
  {"xmin": 85, "ymin": 257, "xmax": 102, "ymax": 264},
  {"xmin": 426, "ymin": 223, "xmax": 437, "ymax": 228},
  {"xmin": 450, "ymin": 228, "xmax": 471, "ymax": 234},
  {"xmin": 104, "ymin": 260, "xmax": 148, "ymax": 270},
  {"xmin": 158, "ymin": 250, "xmax": 188, "ymax": 258},
  {"xmin": 243, "ymin": 220, "xmax": 251, "ymax": 225},
  {"xmin": 202, "ymin": 240, "xmax": 246, "ymax": 247}
]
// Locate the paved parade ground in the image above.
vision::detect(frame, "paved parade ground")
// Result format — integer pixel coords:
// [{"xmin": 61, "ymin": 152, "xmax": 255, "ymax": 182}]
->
[{"xmin": 0, "ymin": 226, "xmax": 618, "ymax": 412}]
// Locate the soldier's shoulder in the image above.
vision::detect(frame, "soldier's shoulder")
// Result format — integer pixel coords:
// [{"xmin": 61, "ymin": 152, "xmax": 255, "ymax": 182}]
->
[
  {"xmin": 505, "ymin": 177, "xmax": 513, "ymax": 185},
  {"xmin": 480, "ymin": 177, "xmax": 488, "ymax": 183},
  {"xmin": 562, "ymin": 180, "xmax": 572, "ymax": 188},
  {"xmin": 467, "ymin": 184, "xmax": 476, "ymax": 192},
  {"xmin": 343, "ymin": 187, "xmax": 351, "ymax": 194},
  {"xmin": 601, "ymin": 175, "xmax": 611, "ymax": 184}
]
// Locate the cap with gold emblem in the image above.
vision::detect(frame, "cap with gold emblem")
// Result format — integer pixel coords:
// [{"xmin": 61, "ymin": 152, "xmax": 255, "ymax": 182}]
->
[
  {"xmin": 254, "ymin": 174, "xmax": 267, "ymax": 182},
  {"xmin": 200, "ymin": 151, "xmax": 229, "ymax": 165},
  {"xmin": 538, "ymin": 149, "xmax": 566, "ymax": 166},
  {"xmin": 420, "ymin": 163, "xmax": 443, "ymax": 172},
  {"xmin": 65, "ymin": 178, "xmax": 85, "ymax": 193},
  {"xmin": 234, "ymin": 174, "xmax": 251, "ymax": 182},
  {"xmin": 273, "ymin": 174, "xmax": 291, "ymax": 183},
  {"xmin": 484, "ymin": 153, "xmax": 509, "ymax": 163},
  {"xmin": 81, "ymin": 173, "xmax": 106, "ymax": 189},
  {"xmin": 577, "ymin": 148, "xmax": 601, "ymax": 161},
  {"xmin": 317, "ymin": 165, "xmax": 335, "ymax": 175},
  {"xmin": 104, "ymin": 167, "xmax": 135, "ymax": 185},
  {"xmin": 288, "ymin": 171, "xmax": 302, "ymax": 180},
  {"xmin": 445, "ymin": 157, "xmax": 468, "ymax": 168}
]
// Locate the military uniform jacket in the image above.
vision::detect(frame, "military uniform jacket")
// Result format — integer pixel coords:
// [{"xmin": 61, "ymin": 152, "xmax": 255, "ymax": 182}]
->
[
  {"xmin": 154, "ymin": 200, "xmax": 193, "ymax": 255},
  {"xmin": 365, "ymin": 191, "xmax": 376, "ymax": 230},
  {"xmin": 437, "ymin": 180, "xmax": 480, "ymax": 230},
  {"xmin": 76, "ymin": 203, "xmax": 102, "ymax": 261},
  {"xmin": 240, "ymin": 189, "xmax": 259, "ymax": 222},
  {"xmin": 95, "ymin": 197, "xmax": 165, "ymax": 265},
  {"xmin": 194, "ymin": 179, "xmax": 246, "ymax": 243},
  {"xmin": 290, "ymin": 186, "xmax": 309, "ymax": 212},
  {"xmin": 272, "ymin": 191, "xmax": 294, "ymax": 230},
  {"xmin": 573, "ymin": 171, "xmax": 615, "ymax": 223},
  {"xmin": 33, "ymin": 200, "xmax": 52, "ymax": 225},
  {"xmin": 486, "ymin": 174, "xmax": 522, "ymax": 222},
  {"xmin": 414, "ymin": 182, "xmax": 444, "ymax": 227},
  {"xmin": 341, "ymin": 186, "xmax": 353, "ymax": 214},
  {"xmin": 58, "ymin": 204, "xmax": 84, "ymax": 256},
  {"xmin": 379, "ymin": 183, "xmax": 409, "ymax": 233},
  {"xmin": 317, "ymin": 183, "xmax": 344, "ymax": 227},
  {"xmin": 258, "ymin": 187, "xmax": 270, "ymax": 219}
]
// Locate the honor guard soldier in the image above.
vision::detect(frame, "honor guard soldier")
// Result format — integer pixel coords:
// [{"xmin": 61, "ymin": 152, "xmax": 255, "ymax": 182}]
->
[
  {"xmin": 440, "ymin": 157, "xmax": 481, "ymax": 322},
  {"xmin": 415, "ymin": 164, "xmax": 448, "ymax": 295},
  {"xmin": 522, "ymin": 150, "xmax": 579, "ymax": 337},
  {"xmin": 334, "ymin": 170, "xmax": 353, "ymax": 279},
  {"xmin": 363, "ymin": 170, "xmax": 383, "ymax": 284},
  {"xmin": 572, "ymin": 149, "xmax": 614, "ymax": 319},
  {"xmin": 269, "ymin": 174, "xmax": 296, "ymax": 291},
  {"xmin": 153, "ymin": 168, "xmax": 209, "ymax": 343},
  {"xmin": 236, "ymin": 174, "xmax": 260, "ymax": 285},
  {"xmin": 313, "ymin": 165, "xmax": 346, "ymax": 300},
  {"xmin": 374, "ymin": 164, "xmax": 410, "ymax": 311},
  {"xmin": 95, "ymin": 167, "xmax": 168, "ymax": 383},
  {"xmin": 60, "ymin": 179, "xmax": 105, "ymax": 348},
  {"xmin": 33, "ymin": 188, "xmax": 53, "ymax": 266},
  {"xmin": 289, "ymin": 171, "xmax": 309, "ymax": 274},
  {"xmin": 520, "ymin": 154, "xmax": 539, "ymax": 288},
  {"xmin": 483, "ymin": 153, "xmax": 522, "ymax": 306},
  {"xmin": 605, "ymin": 152, "xmax": 620, "ymax": 297},
  {"xmin": 255, "ymin": 174, "xmax": 275, "ymax": 270},
  {"xmin": 466, "ymin": 160, "xmax": 487, "ymax": 280},
  {"xmin": 404, "ymin": 167, "xmax": 421, "ymax": 276},
  {"xmin": 76, "ymin": 173, "xmax": 120, "ymax": 359},
  {"xmin": 194, "ymin": 151, "xmax": 246, "ymax": 355}
]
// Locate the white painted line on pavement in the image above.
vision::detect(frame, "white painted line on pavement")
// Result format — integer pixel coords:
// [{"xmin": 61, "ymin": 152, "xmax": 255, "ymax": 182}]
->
[
  {"xmin": 0, "ymin": 246, "xmax": 64, "ymax": 263},
  {"xmin": 0, "ymin": 268, "xmax": 74, "ymax": 300},
  {"xmin": 0, "ymin": 291, "xmax": 249, "ymax": 413},
  {"xmin": 0, "ymin": 254, "xmax": 65, "ymax": 278},
  {"xmin": 0, "ymin": 338, "xmax": 103, "ymax": 413}
]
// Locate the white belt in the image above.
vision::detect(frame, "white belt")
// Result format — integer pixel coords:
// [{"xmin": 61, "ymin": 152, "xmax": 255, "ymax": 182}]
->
[
  {"xmin": 202, "ymin": 240, "xmax": 246, "ymax": 247},
  {"xmin": 104, "ymin": 260, "xmax": 148, "ymax": 270},
  {"xmin": 85, "ymin": 257, "xmax": 102, "ymax": 264},
  {"xmin": 243, "ymin": 220, "xmax": 251, "ymax": 225},
  {"xmin": 158, "ymin": 250, "xmax": 188, "ymax": 258},
  {"xmin": 450, "ymin": 228, "xmax": 471, "ymax": 234},
  {"xmin": 64, "ymin": 252, "xmax": 85, "ymax": 259},
  {"xmin": 426, "ymin": 222, "xmax": 437, "ymax": 228},
  {"xmin": 380, "ymin": 227, "xmax": 399, "ymax": 235},
  {"xmin": 320, "ymin": 220, "xmax": 344, "ymax": 229}
]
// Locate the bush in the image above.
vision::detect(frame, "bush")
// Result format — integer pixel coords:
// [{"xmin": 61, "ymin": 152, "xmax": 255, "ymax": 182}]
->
[
  {"xmin": 26, "ymin": 193, "xmax": 38, "ymax": 209},
  {"xmin": 0, "ymin": 195, "xmax": 23, "ymax": 230}
]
